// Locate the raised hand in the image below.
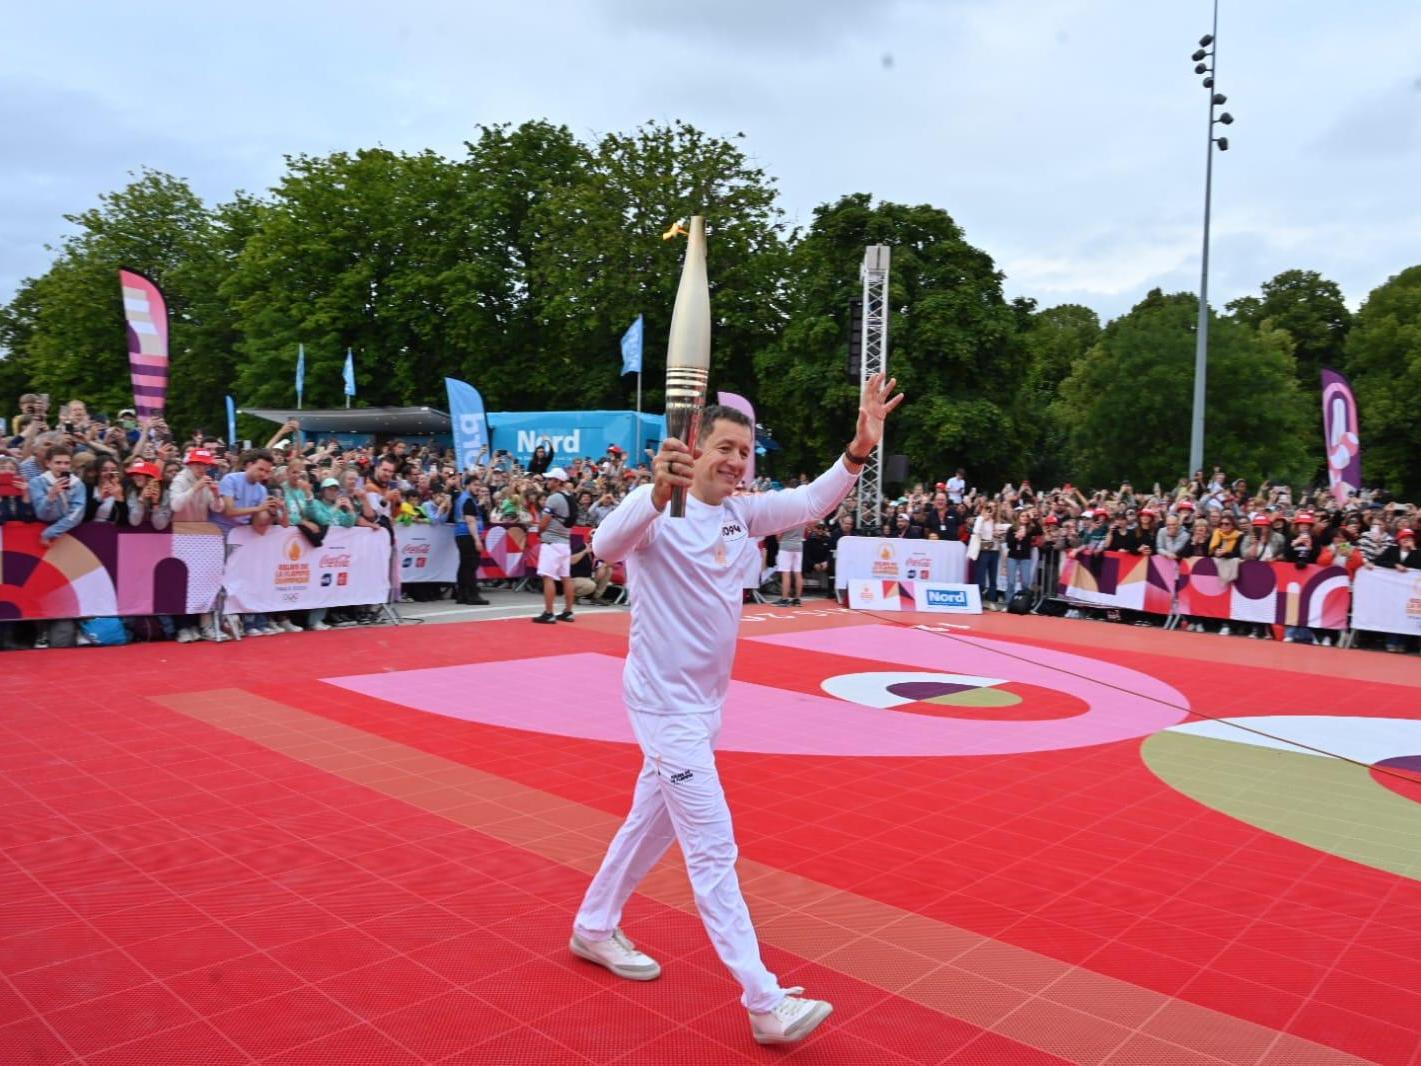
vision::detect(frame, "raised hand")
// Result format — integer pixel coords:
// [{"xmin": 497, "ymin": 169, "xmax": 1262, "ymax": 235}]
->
[{"xmin": 853, "ymin": 371, "xmax": 905, "ymax": 451}]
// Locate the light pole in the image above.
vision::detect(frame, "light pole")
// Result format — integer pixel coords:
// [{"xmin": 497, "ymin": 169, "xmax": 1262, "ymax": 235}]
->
[{"xmin": 1188, "ymin": 0, "xmax": 1235, "ymax": 476}]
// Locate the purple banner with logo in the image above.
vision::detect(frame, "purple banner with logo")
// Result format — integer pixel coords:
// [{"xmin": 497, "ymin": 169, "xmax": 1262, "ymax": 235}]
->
[{"xmin": 1321, "ymin": 368, "xmax": 1362, "ymax": 507}]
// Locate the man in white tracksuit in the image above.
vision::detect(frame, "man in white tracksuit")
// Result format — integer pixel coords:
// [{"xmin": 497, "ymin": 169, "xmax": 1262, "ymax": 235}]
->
[{"xmin": 569, "ymin": 373, "xmax": 904, "ymax": 1046}]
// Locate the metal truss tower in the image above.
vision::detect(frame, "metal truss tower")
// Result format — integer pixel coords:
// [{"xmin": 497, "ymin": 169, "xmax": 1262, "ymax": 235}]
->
[{"xmin": 855, "ymin": 245, "xmax": 890, "ymax": 530}]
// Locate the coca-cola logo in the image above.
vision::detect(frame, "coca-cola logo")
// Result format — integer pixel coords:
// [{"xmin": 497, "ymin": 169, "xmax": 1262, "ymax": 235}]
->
[
  {"xmin": 404, "ymin": 543, "xmax": 431, "ymax": 554},
  {"xmin": 319, "ymin": 554, "xmax": 351, "ymax": 568}
]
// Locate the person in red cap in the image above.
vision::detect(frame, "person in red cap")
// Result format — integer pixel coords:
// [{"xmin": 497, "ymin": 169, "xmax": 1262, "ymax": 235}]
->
[
  {"xmin": 123, "ymin": 459, "xmax": 170, "ymax": 530},
  {"xmin": 1374, "ymin": 528, "xmax": 1420, "ymax": 571},
  {"xmin": 170, "ymin": 449, "xmax": 227, "ymax": 642},
  {"xmin": 1281, "ymin": 512, "xmax": 1331, "ymax": 644},
  {"xmin": 1241, "ymin": 513, "xmax": 1284, "ymax": 563}
]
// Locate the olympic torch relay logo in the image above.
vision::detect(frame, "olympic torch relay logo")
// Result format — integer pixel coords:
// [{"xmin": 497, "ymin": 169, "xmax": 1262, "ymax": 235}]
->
[
  {"xmin": 873, "ymin": 543, "xmax": 900, "ymax": 578},
  {"xmin": 276, "ymin": 534, "xmax": 310, "ymax": 588}
]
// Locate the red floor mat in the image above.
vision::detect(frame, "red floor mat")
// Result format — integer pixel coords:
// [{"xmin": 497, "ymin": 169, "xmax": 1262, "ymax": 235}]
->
[{"xmin": 1, "ymin": 610, "xmax": 1418, "ymax": 1063}]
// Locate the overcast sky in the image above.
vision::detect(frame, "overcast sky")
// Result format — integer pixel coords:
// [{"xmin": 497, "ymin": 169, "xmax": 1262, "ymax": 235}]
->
[{"xmin": 3, "ymin": 0, "xmax": 1419, "ymax": 324}]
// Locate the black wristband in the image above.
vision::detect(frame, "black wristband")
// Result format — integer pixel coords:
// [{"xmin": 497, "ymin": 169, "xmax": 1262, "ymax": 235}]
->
[{"xmin": 844, "ymin": 446, "xmax": 871, "ymax": 466}]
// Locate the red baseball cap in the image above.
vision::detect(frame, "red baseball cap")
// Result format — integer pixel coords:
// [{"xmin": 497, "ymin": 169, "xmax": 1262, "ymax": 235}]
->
[
  {"xmin": 126, "ymin": 460, "xmax": 161, "ymax": 479},
  {"xmin": 1251, "ymin": 513, "xmax": 1270, "ymax": 527},
  {"xmin": 183, "ymin": 448, "xmax": 217, "ymax": 466},
  {"xmin": 1400, "ymin": 528, "xmax": 1416, "ymax": 540},
  {"xmin": 1176, "ymin": 499, "xmax": 1195, "ymax": 511},
  {"xmin": 1294, "ymin": 511, "xmax": 1316, "ymax": 525},
  {"xmin": 1043, "ymin": 514, "xmax": 1060, "ymax": 525},
  {"xmin": 935, "ymin": 482, "xmax": 946, "ymax": 490},
  {"xmin": 1139, "ymin": 507, "xmax": 1158, "ymax": 518}
]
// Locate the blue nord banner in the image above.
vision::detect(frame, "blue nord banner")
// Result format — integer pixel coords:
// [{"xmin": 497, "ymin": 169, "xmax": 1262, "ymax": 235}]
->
[
  {"xmin": 487, "ymin": 410, "xmax": 665, "ymax": 464},
  {"xmin": 445, "ymin": 377, "xmax": 489, "ymax": 471}
]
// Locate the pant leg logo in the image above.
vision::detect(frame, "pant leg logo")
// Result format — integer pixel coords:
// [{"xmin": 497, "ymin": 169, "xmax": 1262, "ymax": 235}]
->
[{"xmin": 668, "ymin": 769, "xmax": 694, "ymax": 784}]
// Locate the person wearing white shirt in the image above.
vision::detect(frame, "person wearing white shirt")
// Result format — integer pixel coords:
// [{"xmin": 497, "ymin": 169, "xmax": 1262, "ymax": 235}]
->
[
  {"xmin": 568, "ymin": 374, "xmax": 903, "ymax": 1047},
  {"xmin": 946, "ymin": 468, "xmax": 966, "ymax": 505}
]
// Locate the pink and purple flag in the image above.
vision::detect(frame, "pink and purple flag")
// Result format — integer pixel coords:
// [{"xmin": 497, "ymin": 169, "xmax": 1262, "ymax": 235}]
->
[
  {"xmin": 1321, "ymin": 367, "xmax": 1362, "ymax": 506},
  {"xmin": 119, "ymin": 269, "xmax": 169, "ymax": 418}
]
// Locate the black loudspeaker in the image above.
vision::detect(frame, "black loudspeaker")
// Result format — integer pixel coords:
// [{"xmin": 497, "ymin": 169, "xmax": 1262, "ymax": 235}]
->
[
  {"xmin": 846, "ymin": 301, "xmax": 864, "ymax": 380},
  {"xmin": 885, "ymin": 454, "xmax": 909, "ymax": 483}
]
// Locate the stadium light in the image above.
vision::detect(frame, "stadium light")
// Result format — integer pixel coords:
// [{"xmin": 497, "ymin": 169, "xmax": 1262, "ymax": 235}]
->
[{"xmin": 1187, "ymin": 0, "xmax": 1239, "ymax": 476}]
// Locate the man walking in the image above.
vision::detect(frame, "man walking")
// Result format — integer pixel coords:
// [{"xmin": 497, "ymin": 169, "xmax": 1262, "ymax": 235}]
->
[
  {"xmin": 569, "ymin": 373, "xmax": 903, "ymax": 1046},
  {"xmin": 531, "ymin": 467, "xmax": 577, "ymax": 623}
]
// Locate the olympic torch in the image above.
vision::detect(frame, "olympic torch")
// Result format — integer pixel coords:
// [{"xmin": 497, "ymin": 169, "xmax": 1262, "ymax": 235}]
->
[{"xmin": 664, "ymin": 215, "xmax": 711, "ymax": 518}]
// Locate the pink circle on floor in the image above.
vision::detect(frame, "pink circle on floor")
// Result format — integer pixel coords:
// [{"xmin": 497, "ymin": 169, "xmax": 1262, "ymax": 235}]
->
[{"xmin": 325, "ymin": 626, "xmax": 1189, "ymax": 757}]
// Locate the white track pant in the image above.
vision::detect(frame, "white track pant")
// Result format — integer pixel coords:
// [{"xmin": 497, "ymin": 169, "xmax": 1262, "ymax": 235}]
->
[{"xmin": 573, "ymin": 708, "xmax": 785, "ymax": 1012}]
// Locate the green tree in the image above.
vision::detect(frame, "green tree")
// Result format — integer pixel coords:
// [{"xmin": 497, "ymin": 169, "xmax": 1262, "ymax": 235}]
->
[
  {"xmin": 1056, "ymin": 289, "xmax": 1312, "ymax": 487},
  {"xmin": 531, "ymin": 120, "xmax": 788, "ymax": 410},
  {"xmin": 1015, "ymin": 303, "xmax": 1101, "ymax": 487},
  {"xmin": 225, "ymin": 148, "xmax": 478, "ymax": 410},
  {"xmin": 0, "ymin": 278, "xmax": 42, "ymax": 415},
  {"xmin": 754, "ymin": 194, "xmax": 1025, "ymax": 487},
  {"xmin": 1345, "ymin": 265, "xmax": 1421, "ymax": 496},
  {"xmin": 0, "ymin": 169, "xmax": 225, "ymax": 423},
  {"xmin": 1226, "ymin": 269, "xmax": 1351, "ymax": 397}
]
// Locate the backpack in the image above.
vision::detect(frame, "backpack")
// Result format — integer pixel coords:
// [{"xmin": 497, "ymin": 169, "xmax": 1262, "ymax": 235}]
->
[
  {"xmin": 554, "ymin": 491, "xmax": 580, "ymax": 530},
  {"xmin": 81, "ymin": 617, "xmax": 130, "ymax": 646},
  {"xmin": 126, "ymin": 616, "xmax": 168, "ymax": 643},
  {"xmin": 1007, "ymin": 590, "xmax": 1033, "ymax": 615}
]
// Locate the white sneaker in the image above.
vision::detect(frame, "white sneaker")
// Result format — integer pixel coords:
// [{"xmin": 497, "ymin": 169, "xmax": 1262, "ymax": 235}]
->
[
  {"xmin": 279, "ymin": 620, "xmax": 302, "ymax": 633},
  {"xmin": 175, "ymin": 627, "xmax": 197, "ymax": 644},
  {"xmin": 1321, "ymin": 636, "xmax": 1333, "ymax": 647},
  {"xmin": 1283, "ymin": 636, "xmax": 1295, "ymax": 643},
  {"xmin": 260, "ymin": 626, "xmax": 283, "ymax": 636},
  {"xmin": 200, "ymin": 625, "xmax": 229, "ymax": 643},
  {"xmin": 223, "ymin": 617, "xmax": 244, "ymax": 641},
  {"xmin": 310, "ymin": 621, "xmax": 331, "ymax": 631},
  {"xmin": 1218, "ymin": 625, "xmax": 1231, "ymax": 636},
  {"xmin": 569, "ymin": 929, "xmax": 661, "ymax": 981},
  {"xmin": 749, "ymin": 988, "xmax": 833, "ymax": 1045}
]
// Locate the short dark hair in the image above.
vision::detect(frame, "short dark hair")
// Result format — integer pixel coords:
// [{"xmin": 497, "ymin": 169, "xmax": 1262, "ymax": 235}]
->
[
  {"xmin": 378, "ymin": 454, "xmax": 398, "ymax": 468},
  {"xmin": 696, "ymin": 405, "xmax": 753, "ymax": 445},
  {"xmin": 239, "ymin": 448, "xmax": 274, "ymax": 467}
]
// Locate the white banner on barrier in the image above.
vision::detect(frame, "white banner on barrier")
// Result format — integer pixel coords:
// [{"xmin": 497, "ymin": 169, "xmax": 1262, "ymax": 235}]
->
[
  {"xmin": 1352, "ymin": 567, "xmax": 1421, "ymax": 637},
  {"xmin": 848, "ymin": 580, "xmax": 902, "ymax": 610},
  {"xmin": 835, "ymin": 536, "xmax": 967, "ymax": 590},
  {"xmin": 915, "ymin": 583, "xmax": 982, "ymax": 614},
  {"xmin": 395, "ymin": 524, "xmax": 459, "ymax": 584},
  {"xmin": 223, "ymin": 525, "xmax": 391, "ymax": 613}
]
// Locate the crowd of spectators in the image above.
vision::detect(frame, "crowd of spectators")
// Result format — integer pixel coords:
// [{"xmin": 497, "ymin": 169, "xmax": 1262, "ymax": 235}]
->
[
  {"xmin": 832, "ymin": 468, "xmax": 1418, "ymax": 649},
  {"xmin": 2, "ymin": 390, "xmax": 1416, "ymax": 652}
]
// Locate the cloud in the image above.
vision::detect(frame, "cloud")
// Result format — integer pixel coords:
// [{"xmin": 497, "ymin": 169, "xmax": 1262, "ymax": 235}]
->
[
  {"xmin": 2, "ymin": 0, "xmax": 1419, "ymax": 330},
  {"xmin": 599, "ymin": 0, "xmax": 911, "ymax": 50}
]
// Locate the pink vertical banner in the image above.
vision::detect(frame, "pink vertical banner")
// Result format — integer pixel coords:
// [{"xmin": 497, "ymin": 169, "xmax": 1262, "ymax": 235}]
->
[
  {"xmin": 1321, "ymin": 368, "xmax": 1361, "ymax": 506},
  {"xmin": 716, "ymin": 391, "xmax": 755, "ymax": 485},
  {"xmin": 118, "ymin": 268, "xmax": 169, "ymax": 418}
]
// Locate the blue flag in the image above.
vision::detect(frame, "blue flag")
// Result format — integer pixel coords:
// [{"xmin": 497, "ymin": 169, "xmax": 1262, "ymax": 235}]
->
[
  {"xmin": 342, "ymin": 349, "xmax": 356, "ymax": 396},
  {"xmin": 621, "ymin": 315, "xmax": 643, "ymax": 376},
  {"xmin": 295, "ymin": 344, "xmax": 305, "ymax": 406},
  {"xmin": 225, "ymin": 395, "xmax": 237, "ymax": 448},
  {"xmin": 445, "ymin": 377, "xmax": 489, "ymax": 472}
]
